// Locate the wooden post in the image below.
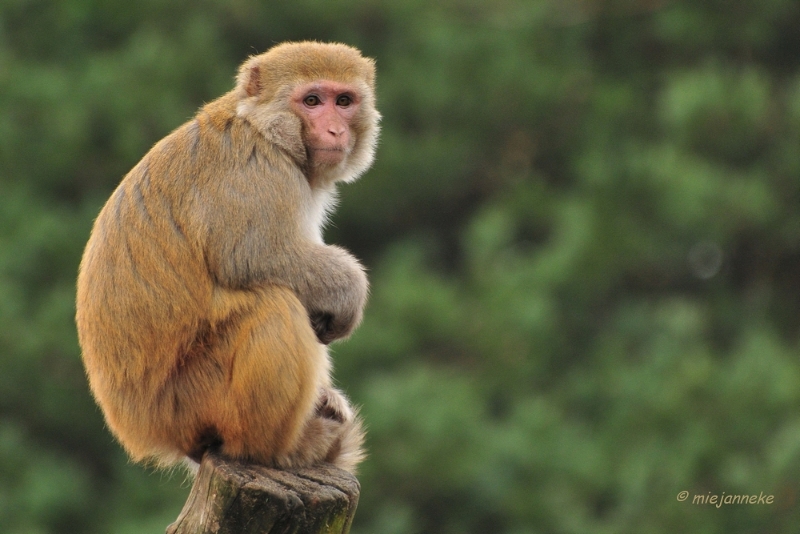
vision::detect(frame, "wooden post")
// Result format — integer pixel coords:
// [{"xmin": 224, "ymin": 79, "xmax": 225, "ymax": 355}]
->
[{"xmin": 166, "ymin": 453, "xmax": 360, "ymax": 534}]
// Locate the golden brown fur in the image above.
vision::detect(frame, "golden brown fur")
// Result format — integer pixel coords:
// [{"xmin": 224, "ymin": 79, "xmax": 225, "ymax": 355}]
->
[{"xmin": 75, "ymin": 42, "xmax": 379, "ymax": 473}]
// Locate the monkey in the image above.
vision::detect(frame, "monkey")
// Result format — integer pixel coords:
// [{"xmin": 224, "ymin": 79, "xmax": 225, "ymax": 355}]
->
[{"xmin": 75, "ymin": 41, "xmax": 380, "ymax": 474}]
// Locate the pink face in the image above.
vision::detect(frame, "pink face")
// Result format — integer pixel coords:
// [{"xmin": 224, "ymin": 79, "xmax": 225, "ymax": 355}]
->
[{"xmin": 291, "ymin": 81, "xmax": 361, "ymax": 167}]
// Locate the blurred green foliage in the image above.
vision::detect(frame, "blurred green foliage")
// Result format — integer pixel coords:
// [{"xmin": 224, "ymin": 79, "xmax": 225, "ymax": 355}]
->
[{"xmin": 1, "ymin": 0, "xmax": 800, "ymax": 532}]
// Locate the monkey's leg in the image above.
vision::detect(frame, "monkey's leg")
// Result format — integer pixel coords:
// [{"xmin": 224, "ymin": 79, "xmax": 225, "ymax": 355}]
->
[
  {"xmin": 179, "ymin": 285, "xmax": 363, "ymax": 472},
  {"xmin": 202, "ymin": 285, "xmax": 328, "ymax": 465}
]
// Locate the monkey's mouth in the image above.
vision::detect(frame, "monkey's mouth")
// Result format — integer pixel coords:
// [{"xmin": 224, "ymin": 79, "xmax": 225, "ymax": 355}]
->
[{"xmin": 310, "ymin": 147, "xmax": 348, "ymax": 166}]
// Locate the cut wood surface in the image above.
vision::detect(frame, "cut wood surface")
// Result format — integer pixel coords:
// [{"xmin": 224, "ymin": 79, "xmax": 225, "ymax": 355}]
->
[{"xmin": 166, "ymin": 453, "xmax": 360, "ymax": 534}]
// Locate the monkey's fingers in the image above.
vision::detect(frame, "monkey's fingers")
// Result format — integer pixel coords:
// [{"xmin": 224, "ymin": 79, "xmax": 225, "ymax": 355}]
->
[{"xmin": 310, "ymin": 311, "xmax": 335, "ymax": 344}]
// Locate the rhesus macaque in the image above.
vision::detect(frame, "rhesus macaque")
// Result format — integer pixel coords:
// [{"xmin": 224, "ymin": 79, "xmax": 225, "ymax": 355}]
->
[{"xmin": 75, "ymin": 42, "xmax": 380, "ymax": 474}]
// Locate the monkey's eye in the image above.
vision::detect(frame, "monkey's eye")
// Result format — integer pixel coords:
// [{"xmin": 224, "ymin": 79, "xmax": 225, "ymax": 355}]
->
[
  {"xmin": 303, "ymin": 95, "xmax": 321, "ymax": 107},
  {"xmin": 336, "ymin": 95, "xmax": 353, "ymax": 107}
]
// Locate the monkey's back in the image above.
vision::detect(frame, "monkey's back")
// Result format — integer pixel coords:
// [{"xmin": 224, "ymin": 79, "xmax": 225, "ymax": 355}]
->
[{"xmin": 76, "ymin": 121, "xmax": 214, "ymax": 448}]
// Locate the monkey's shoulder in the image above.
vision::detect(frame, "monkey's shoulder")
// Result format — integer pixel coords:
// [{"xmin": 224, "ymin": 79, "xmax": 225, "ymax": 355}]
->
[
  {"xmin": 132, "ymin": 110, "xmax": 253, "ymax": 186},
  {"xmin": 199, "ymin": 91, "xmax": 237, "ymax": 125}
]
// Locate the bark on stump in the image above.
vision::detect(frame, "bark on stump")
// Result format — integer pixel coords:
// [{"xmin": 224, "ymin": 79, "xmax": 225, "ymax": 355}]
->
[{"xmin": 166, "ymin": 453, "xmax": 360, "ymax": 534}]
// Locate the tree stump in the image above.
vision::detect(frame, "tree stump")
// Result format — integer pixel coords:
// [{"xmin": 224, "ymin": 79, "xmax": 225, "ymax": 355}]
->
[{"xmin": 166, "ymin": 453, "xmax": 360, "ymax": 534}]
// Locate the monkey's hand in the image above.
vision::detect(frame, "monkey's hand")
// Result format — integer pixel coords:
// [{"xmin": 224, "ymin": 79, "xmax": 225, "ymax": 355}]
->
[
  {"xmin": 310, "ymin": 312, "xmax": 336, "ymax": 345},
  {"xmin": 308, "ymin": 300, "xmax": 363, "ymax": 345},
  {"xmin": 308, "ymin": 305, "xmax": 362, "ymax": 345},
  {"xmin": 303, "ymin": 245, "xmax": 368, "ymax": 345}
]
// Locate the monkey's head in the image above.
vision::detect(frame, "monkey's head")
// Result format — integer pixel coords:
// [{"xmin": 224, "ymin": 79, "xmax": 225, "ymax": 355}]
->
[{"xmin": 235, "ymin": 41, "xmax": 381, "ymax": 186}]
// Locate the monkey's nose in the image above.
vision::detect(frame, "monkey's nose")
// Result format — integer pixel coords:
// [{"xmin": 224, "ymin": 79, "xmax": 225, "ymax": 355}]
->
[{"xmin": 327, "ymin": 123, "xmax": 347, "ymax": 138}]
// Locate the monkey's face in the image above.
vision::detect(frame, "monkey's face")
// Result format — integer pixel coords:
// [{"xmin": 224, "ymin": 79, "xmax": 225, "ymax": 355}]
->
[{"xmin": 291, "ymin": 81, "xmax": 361, "ymax": 168}]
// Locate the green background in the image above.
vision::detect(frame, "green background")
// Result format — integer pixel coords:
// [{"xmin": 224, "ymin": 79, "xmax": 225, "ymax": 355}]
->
[{"xmin": 1, "ymin": 1, "xmax": 799, "ymax": 532}]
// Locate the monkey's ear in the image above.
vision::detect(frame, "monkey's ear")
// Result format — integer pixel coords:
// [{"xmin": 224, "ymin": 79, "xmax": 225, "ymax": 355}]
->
[
  {"xmin": 236, "ymin": 59, "xmax": 263, "ymax": 98},
  {"xmin": 244, "ymin": 65, "xmax": 261, "ymax": 97}
]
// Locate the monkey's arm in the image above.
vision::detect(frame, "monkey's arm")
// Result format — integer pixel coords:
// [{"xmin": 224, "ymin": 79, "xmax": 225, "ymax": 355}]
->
[
  {"xmin": 289, "ymin": 242, "xmax": 368, "ymax": 344},
  {"xmin": 198, "ymin": 141, "xmax": 367, "ymax": 343}
]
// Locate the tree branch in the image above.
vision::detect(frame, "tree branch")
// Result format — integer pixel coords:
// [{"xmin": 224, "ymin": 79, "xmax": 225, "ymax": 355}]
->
[{"xmin": 166, "ymin": 453, "xmax": 360, "ymax": 534}]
